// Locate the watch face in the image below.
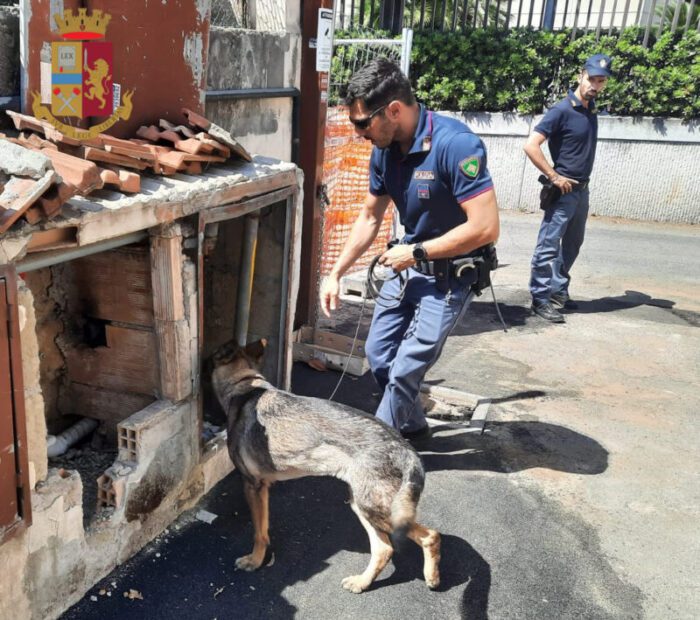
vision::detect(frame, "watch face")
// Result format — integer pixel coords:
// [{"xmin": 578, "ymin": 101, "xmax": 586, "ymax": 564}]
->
[{"xmin": 413, "ymin": 245, "xmax": 426, "ymax": 260}]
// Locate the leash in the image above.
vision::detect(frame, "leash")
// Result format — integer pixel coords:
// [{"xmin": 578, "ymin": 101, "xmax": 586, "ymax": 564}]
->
[
  {"xmin": 328, "ymin": 256, "xmax": 507, "ymax": 401},
  {"xmin": 489, "ymin": 279, "xmax": 508, "ymax": 333},
  {"xmin": 328, "ymin": 259, "xmax": 408, "ymax": 402},
  {"xmin": 365, "ymin": 255, "xmax": 409, "ymax": 306}
]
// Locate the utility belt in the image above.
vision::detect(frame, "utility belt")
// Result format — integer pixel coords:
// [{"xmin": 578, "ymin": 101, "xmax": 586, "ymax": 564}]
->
[
  {"xmin": 401, "ymin": 242, "xmax": 499, "ymax": 295},
  {"xmin": 538, "ymin": 174, "xmax": 589, "ymax": 209}
]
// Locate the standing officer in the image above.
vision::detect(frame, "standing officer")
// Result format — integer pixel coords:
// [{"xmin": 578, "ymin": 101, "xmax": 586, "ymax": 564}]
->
[
  {"xmin": 524, "ymin": 54, "xmax": 612, "ymax": 323},
  {"xmin": 320, "ymin": 59, "xmax": 500, "ymax": 442}
]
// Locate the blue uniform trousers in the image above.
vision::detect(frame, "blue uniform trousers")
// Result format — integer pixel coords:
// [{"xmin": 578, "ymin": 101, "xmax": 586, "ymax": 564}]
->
[
  {"xmin": 365, "ymin": 269, "xmax": 473, "ymax": 433},
  {"xmin": 530, "ymin": 188, "xmax": 590, "ymax": 304}
]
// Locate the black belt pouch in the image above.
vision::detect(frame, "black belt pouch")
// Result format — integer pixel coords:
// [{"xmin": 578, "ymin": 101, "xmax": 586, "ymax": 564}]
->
[{"xmin": 538, "ymin": 174, "xmax": 561, "ymax": 210}]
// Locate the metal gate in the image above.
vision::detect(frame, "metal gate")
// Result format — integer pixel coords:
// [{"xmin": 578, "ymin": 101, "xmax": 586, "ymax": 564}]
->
[
  {"xmin": 317, "ymin": 29, "xmax": 413, "ymax": 286},
  {"xmin": 0, "ymin": 267, "xmax": 32, "ymax": 542}
]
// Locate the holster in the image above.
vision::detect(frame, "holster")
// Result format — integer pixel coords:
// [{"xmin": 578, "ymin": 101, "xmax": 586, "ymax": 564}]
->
[
  {"xmin": 452, "ymin": 244, "xmax": 498, "ymax": 296},
  {"xmin": 538, "ymin": 174, "xmax": 561, "ymax": 210}
]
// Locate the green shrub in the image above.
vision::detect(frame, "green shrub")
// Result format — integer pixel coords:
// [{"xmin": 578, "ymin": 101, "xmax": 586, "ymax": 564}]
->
[{"xmin": 334, "ymin": 27, "xmax": 700, "ymax": 119}]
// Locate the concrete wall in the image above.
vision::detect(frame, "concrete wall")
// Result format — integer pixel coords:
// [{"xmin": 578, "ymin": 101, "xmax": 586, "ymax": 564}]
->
[
  {"xmin": 445, "ymin": 112, "xmax": 700, "ymax": 225},
  {"xmin": 205, "ymin": 24, "xmax": 300, "ymax": 161},
  {"xmin": 0, "ymin": 5, "xmax": 18, "ymax": 96}
]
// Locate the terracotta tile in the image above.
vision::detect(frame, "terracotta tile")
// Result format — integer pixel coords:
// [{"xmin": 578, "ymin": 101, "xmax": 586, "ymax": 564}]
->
[
  {"xmin": 0, "ymin": 170, "xmax": 57, "ymax": 233},
  {"xmin": 159, "ymin": 119, "xmax": 196, "ymax": 138},
  {"xmin": 84, "ymin": 147, "xmax": 149, "ymax": 170},
  {"xmin": 195, "ymin": 132, "xmax": 231, "ymax": 158},
  {"xmin": 183, "ymin": 161, "xmax": 203, "ymax": 175},
  {"xmin": 98, "ymin": 167, "xmax": 141, "ymax": 193},
  {"xmin": 19, "ymin": 132, "xmax": 59, "ymax": 150},
  {"xmin": 40, "ymin": 148, "xmax": 104, "ymax": 194},
  {"xmin": 35, "ymin": 182, "xmax": 78, "ymax": 219},
  {"xmin": 104, "ymin": 143, "xmax": 157, "ymax": 163},
  {"xmin": 182, "ymin": 108, "xmax": 252, "ymax": 162}
]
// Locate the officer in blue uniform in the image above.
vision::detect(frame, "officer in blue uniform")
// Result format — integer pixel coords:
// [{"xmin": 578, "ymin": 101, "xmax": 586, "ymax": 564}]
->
[
  {"xmin": 320, "ymin": 59, "xmax": 500, "ymax": 442},
  {"xmin": 525, "ymin": 53, "xmax": 613, "ymax": 323}
]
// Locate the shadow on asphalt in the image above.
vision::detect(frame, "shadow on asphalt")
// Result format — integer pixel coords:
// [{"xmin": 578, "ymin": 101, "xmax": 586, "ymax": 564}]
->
[
  {"xmin": 293, "ymin": 363, "xmax": 608, "ymax": 477},
  {"xmin": 452, "ymin": 288, "xmax": 693, "ymax": 334},
  {"xmin": 563, "ymin": 289, "xmax": 675, "ymax": 314},
  {"xmin": 422, "ymin": 422, "xmax": 607, "ymax": 475}
]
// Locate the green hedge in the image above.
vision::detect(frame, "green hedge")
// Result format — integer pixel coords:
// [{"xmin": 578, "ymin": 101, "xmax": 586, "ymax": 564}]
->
[
  {"xmin": 334, "ymin": 28, "xmax": 700, "ymax": 119},
  {"xmin": 412, "ymin": 28, "xmax": 700, "ymax": 118}
]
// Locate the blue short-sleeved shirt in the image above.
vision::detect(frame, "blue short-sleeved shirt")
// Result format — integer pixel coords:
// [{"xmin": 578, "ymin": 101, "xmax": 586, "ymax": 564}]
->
[
  {"xmin": 369, "ymin": 106, "xmax": 494, "ymax": 244},
  {"xmin": 535, "ymin": 90, "xmax": 598, "ymax": 182}
]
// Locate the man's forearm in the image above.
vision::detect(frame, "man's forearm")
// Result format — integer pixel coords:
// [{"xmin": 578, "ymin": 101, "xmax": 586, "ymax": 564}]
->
[
  {"xmin": 524, "ymin": 143, "xmax": 557, "ymax": 180},
  {"xmin": 329, "ymin": 213, "xmax": 382, "ymax": 278}
]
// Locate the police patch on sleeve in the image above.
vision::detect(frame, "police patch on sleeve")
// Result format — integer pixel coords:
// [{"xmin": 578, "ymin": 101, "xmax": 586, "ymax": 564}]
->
[{"xmin": 459, "ymin": 156, "xmax": 480, "ymax": 179}]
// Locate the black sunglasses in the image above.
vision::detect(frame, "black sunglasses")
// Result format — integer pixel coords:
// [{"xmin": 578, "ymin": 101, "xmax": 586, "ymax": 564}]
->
[{"xmin": 350, "ymin": 105, "xmax": 387, "ymax": 130}]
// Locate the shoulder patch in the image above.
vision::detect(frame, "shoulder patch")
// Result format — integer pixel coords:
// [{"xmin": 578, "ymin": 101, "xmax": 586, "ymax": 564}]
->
[{"xmin": 459, "ymin": 156, "xmax": 480, "ymax": 179}]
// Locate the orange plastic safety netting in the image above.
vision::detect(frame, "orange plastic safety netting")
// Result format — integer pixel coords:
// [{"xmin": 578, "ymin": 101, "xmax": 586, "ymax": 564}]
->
[{"xmin": 320, "ymin": 106, "xmax": 395, "ymax": 276}]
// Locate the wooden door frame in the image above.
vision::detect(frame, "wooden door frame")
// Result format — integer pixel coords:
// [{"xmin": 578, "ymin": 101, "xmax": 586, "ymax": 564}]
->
[{"xmin": 0, "ymin": 266, "xmax": 32, "ymax": 543}]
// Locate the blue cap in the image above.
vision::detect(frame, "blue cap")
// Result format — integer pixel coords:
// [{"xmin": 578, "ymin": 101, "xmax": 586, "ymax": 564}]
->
[{"xmin": 584, "ymin": 54, "xmax": 613, "ymax": 77}]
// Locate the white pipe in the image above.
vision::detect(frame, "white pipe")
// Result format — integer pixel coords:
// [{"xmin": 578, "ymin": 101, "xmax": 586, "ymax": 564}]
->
[{"xmin": 47, "ymin": 418, "xmax": 99, "ymax": 458}]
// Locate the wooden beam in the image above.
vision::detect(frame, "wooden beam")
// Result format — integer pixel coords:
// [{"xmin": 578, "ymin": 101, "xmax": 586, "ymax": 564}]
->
[
  {"xmin": 68, "ymin": 382, "xmax": 156, "ymax": 423},
  {"xmin": 150, "ymin": 224, "xmax": 191, "ymax": 402}
]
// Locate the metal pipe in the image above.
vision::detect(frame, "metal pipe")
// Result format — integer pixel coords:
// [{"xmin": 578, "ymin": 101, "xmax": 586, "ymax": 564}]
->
[
  {"xmin": 47, "ymin": 418, "xmax": 99, "ymax": 458},
  {"xmin": 235, "ymin": 214, "xmax": 259, "ymax": 346},
  {"xmin": 16, "ymin": 231, "xmax": 148, "ymax": 273},
  {"xmin": 205, "ymin": 87, "xmax": 300, "ymax": 101},
  {"xmin": 543, "ymin": 0, "xmax": 558, "ymax": 29},
  {"xmin": 277, "ymin": 196, "xmax": 294, "ymax": 388},
  {"xmin": 0, "ymin": 95, "xmax": 21, "ymax": 113}
]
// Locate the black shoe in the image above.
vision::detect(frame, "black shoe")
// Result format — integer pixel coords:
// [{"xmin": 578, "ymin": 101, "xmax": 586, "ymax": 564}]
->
[
  {"xmin": 550, "ymin": 293, "xmax": 578, "ymax": 310},
  {"xmin": 532, "ymin": 302, "xmax": 566, "ymax": 323},
  {"xmin": 401, "ymin": 425, "xmax": 432, "ymax": 444}
]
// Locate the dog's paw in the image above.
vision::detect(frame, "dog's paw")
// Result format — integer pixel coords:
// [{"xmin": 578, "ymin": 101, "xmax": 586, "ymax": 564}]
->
[
  {"xmin": 341, "ymin": 575, "xmax": 370, "ymax": 593},
  {"xmin": 235, "ymin": 554, "xmax": 263, "ymax": 571},
  {"xmin": 426, "ymin": 574, "xmax": 440, "ymax": 590}
]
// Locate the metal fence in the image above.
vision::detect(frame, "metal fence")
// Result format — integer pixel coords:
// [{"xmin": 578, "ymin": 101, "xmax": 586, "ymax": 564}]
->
[
  {"xmin": 336, "ymin": 0, "xmax": 700, "ymax": 40},
  {"xmin": 211, "ymin": 0, "xmax": 286, "ymax": 31}
]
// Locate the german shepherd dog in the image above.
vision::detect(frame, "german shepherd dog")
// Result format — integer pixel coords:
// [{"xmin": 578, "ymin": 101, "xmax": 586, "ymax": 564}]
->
[{"xmin": 211, "ymin": 339, "xmax": 441, "ymax": 593}]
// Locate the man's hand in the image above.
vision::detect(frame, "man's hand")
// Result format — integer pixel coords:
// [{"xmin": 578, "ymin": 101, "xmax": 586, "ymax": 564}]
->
[
  {"xmin": 320, "ymin": 274, "xmax": 341, "ymax": 317},
  {"xmin": 379, "ymin": 244, "xmax": 416, "ymax": 272},
  {"xmin": 551, "ymin": 174, "xmax": 579, "ymax": 194}
]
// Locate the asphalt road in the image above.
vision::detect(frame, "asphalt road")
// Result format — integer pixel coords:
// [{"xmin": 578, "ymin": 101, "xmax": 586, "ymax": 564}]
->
[{"xmin": 62, "ymin": 211, "xmax": 700, "ymax": 620}]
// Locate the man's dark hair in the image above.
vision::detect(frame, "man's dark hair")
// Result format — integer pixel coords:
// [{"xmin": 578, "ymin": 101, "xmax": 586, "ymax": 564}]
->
[{"xmin": 345, "ymin": 58, "xmax": 416, "ymax": 108}]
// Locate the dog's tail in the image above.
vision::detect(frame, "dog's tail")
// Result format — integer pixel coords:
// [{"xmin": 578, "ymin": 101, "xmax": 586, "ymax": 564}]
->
[{"xmin": 390, "ymin": 458, "xmax": 425, "ymax": 533}]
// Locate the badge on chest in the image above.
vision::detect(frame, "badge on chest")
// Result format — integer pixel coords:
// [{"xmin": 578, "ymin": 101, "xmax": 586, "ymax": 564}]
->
[
  {"xmin": 417, "ymin": 184, "xmax": 431, "ymax": 200},
  {"xmin": 414, "ymin": 169, "xmax": 435, "ymax": 181}
]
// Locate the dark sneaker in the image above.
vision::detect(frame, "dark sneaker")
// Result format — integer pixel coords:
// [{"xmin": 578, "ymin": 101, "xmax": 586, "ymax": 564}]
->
[
  {"xmin": 401, "ymin": 425, "xmax": 432, "ymax": 445},
  {"xmin": 550, "ymin": 293, "xmax": 578, "ymax": 310},
  {"xmin": 532, "ymin": 302, "xmax": 566, "ymax": 323}
]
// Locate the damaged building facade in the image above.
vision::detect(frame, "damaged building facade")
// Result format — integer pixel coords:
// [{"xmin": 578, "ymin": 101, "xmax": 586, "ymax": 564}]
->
[{"xmin": 0, "ymin": 1, "xmax": 304, "ymax": 617}]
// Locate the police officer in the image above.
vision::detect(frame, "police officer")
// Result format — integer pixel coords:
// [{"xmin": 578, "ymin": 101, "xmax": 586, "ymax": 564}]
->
[
  {"xmin": 525, "ymin": 54, "xmax": 613, "ymax": 323},
  {"xmin": 320, "ymin": 59, "xmax": 500, "ymax": 442}
]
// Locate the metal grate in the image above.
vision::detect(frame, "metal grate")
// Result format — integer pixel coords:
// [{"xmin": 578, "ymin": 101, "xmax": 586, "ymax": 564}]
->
[
  {"xmin": 256, "ymin": 0, "xmax": 286, "ymax": 30},
  {"xmin": 211, "ymin": 0, "xmax": 248, "ymax": 28},
  {"xmin": 211, "ymin": 0, "xmax": 286, "ymax": 30},
  {"xmin": 329, "ymin": 29, "xmax": 404, "ymax": 107},
  {"xmin": 340, "ymin": 0, "xmax": 699, "ymax": 42}
]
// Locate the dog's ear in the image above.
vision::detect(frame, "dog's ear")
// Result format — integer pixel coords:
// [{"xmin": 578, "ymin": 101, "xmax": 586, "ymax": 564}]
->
[
  {"xmin": 244, "ymin": 338, "xmax": 267, "ymax": 361},
  {"xmin": 212, "ymin": 340, "xmax": 239, "ymax": 364}
]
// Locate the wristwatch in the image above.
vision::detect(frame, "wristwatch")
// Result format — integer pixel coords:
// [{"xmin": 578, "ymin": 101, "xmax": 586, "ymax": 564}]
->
[{"xmin": 412, "ymin": 242, "xmax": 428, "ymax": 262}]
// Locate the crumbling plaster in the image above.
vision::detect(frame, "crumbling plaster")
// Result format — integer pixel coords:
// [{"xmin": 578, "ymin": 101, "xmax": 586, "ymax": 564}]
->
[{"xmin": 17, "ymin": 279, "xmax": 48, "ymax": 486}]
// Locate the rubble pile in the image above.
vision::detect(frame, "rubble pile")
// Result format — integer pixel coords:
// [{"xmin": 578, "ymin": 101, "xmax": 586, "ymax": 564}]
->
[{"xmin": 0, "ymin": 108, "xmax": 251, "ymax": 234}]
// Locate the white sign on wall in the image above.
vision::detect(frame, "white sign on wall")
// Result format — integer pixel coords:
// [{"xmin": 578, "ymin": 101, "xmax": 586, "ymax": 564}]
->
[{"xmin": 316, "ymin": 9, "xmax": 334, "ymax": 73}]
